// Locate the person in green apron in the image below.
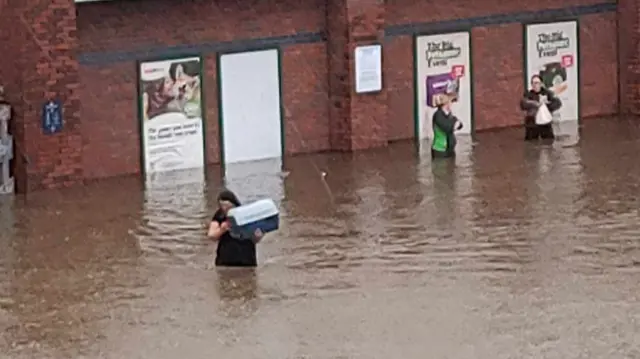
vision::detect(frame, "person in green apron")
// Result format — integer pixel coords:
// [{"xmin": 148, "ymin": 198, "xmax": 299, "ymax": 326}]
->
[{"xmin": 431, "ymin": 94, "xmax": 463, "ymax": 158}]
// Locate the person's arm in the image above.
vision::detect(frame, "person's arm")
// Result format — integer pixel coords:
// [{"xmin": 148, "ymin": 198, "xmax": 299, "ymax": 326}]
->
[
  {"xmin": 207, "ymin": 211, "xmax": 229, "ymax": 241},
  {"xmin": 207, "ymin": 221, "xmax": 229, "ymax": 241},
  {"xmin": 451, "ymin": 115, "xmax": 463, "ymax": 130},
  {"xmin": 252, "ymin": 229, "xmax": 264, "ymax": 244},
  {"xmin": 545, "ymin": 90, "xmax": 562, "ymax": 112},
  {"xmin": 520, "ymin": 93, "xmax": 539, "ymax": 111},
  {"xmin": 433, "ymin": 110, "xmax": 457, "ymax": 134}
]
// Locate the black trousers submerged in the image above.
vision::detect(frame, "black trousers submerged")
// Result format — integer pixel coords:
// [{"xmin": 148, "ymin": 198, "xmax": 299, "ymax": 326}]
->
[
  {"xmin": 524, "ymin": 118, "xmax": 554, "ymax": 141},
  {"xmin": 431, "ymin": 148, "xmax": 455, "ymax": 158}
]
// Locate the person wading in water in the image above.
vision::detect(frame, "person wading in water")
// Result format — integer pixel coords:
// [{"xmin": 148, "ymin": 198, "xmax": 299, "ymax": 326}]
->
[
  {"xmin": 520, "ymin": 74, "xmax": 562, "ymax": 141},
  {"xmin": 431, "ymin": 93, "xmax": 463, "ymax": 158},
  {"xmin": 207, "ymin": 189, "xmax": 264, "ymax": 267}
]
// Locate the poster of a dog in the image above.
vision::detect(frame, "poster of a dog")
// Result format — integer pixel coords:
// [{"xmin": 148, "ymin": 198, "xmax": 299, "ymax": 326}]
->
[
  {"xmin": 140, "ymin": 58, "xmax": 202, "ymax": 122},
  {"xmin": 138, "ymin": 57, "xmax": 205, "ymax": 176}
]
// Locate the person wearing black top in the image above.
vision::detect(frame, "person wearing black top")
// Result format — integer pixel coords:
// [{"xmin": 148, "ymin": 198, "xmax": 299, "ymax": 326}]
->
[
  {"xmin": 520, "ymin": 74, "xmax": 562, "ymax": 141},
  {"xmin": 431, "ymin": 93, "xmax": 463, "ymax": 158},
  {"xmin": 207, "ymin": 189, "xmax": 264, "ymax": 267}
]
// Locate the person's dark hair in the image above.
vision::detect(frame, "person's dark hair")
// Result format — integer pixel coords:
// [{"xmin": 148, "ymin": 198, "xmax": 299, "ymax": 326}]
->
[
  {"xmin": 217, "ymin": 189, "xmax": 241, "ymax": 207},
  {"xmin": 530, "ymin": 74, "xmax": 543, "ymax": 85}
]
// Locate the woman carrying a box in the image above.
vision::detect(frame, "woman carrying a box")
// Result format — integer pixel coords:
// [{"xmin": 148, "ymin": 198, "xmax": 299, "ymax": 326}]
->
[{"xmin": 208, "ymin": 189, "xmax": 264, "ymax": 267}]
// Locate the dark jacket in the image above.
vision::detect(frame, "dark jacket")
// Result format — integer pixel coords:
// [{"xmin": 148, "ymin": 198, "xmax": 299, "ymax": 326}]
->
[
  {"xmin": 431, "ymin": 107, "xmax": 460, "ymax": 157},
  {"xmin": 520, "ymin": 88, "xmax": 562, "ymax": 125}
]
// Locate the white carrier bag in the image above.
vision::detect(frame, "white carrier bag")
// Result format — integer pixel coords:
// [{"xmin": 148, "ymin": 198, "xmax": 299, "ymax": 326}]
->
[{"xmin": 535, "ymin": 103, "xmax": 553, "ymax": 125}]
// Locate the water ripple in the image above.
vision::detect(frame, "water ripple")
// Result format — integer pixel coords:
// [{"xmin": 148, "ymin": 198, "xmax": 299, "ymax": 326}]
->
[{"xmin": 2, "ymin": 120, "xmax": 640, "ymax": 358}]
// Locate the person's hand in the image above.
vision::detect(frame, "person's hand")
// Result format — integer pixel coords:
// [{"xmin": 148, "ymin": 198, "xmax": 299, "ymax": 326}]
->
[
  {"xmin": 220, "ymin": 221, "xmax": 230, "ymax": 232},
  {"xmin": 253, "ymin": 229, "xmax": 264, "ymax": 243}
]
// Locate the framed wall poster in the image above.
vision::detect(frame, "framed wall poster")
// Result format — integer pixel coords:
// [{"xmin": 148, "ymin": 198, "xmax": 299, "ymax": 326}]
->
[
  {"xmin": 138, "ymin": 56, "xmax": 205, "ymax": 177},
  {"xmin": 415, "ymin": 31, "xmax": 472, "ymax": 141},
  {"xmin": 354, "ymin": 45, "xmax": 383, "ymax": 93},
  {"xmin": 525, "ymin": 21, "xmax": 579, "ymax": 122}
]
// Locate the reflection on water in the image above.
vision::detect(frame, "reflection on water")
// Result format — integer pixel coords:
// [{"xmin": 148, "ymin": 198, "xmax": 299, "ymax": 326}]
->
[
  {"xmin": 2, "ymin": 119, "xmax": 640, "ymax": 358},
  {"xmin": 225, "ymin": 158, "xmax": 285, "ymax": 205},
  {"xmin": 140, "ymin": 168, "xmax": 209, "ymax": 266}
]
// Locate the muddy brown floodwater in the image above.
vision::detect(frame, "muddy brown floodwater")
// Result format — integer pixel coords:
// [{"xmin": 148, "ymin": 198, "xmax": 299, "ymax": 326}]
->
[{"xmin": 1, "ymin": 118, "xmax": 640, "ymax": 359}]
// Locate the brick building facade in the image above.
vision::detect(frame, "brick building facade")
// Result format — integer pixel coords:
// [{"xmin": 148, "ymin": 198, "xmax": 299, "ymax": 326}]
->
[{"xmin": 0, "ymin": 0, "xmax": 630, "ymax": 193}]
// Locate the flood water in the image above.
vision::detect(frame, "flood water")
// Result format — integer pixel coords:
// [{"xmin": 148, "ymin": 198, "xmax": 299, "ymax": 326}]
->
[{"xmin": 1, "ymin": 118, "xmax": 640, "ymax": 359}]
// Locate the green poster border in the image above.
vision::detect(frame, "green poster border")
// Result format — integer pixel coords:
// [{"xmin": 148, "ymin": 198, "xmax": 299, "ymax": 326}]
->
[
  {"xmin": 413, "ymin": 29, "xmax": 476, "ymax": 149},
  {"xmin": 136, "ymin": 54, "xmax": 207, "ymax": 180},
  {"xmin": 522, "ymin": 19, "xmax": 581, "ymax": 124},
  {"xmin": 215, "ymin": 48, "xmax": 286, "ymax": 175}
]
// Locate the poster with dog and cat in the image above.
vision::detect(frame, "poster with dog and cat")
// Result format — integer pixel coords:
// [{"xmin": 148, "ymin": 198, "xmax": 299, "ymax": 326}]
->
[
  {"xmin": 138, "ymin": 56, "xmax": 204, "ymax": 176},
  {"xmin": 525, "ymin": 21, "xmax": 579, "ymax": 122}
]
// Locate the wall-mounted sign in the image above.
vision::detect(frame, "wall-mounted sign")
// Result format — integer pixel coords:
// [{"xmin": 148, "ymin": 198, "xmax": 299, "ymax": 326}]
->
[
  {"xmin": 354, "ymin": 45, "xmax": 383, "ymax": 94},
  {"xmin": 42, "ymin": 99, "xmax": 63, "ymax": 135}
]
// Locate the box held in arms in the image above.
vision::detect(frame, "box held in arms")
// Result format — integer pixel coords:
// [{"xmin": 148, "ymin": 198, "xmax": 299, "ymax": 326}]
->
[{"xmin": 227, "ymin": 198, "xmax": 279, "ymax": 240}]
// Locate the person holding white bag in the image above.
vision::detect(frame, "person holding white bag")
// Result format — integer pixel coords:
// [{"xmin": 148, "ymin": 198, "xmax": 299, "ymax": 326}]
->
[{"xmin": 520, "ymin": 74, "xmax": 562, "ymax": 141}]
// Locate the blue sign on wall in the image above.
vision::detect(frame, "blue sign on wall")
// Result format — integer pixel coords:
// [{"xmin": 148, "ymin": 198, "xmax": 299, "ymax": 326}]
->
[{"xmin": 42, "ymin": 99, "xmax": 63, "ymax": 135}]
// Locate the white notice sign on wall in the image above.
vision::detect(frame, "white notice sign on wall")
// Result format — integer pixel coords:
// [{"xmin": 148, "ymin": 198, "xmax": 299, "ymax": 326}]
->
[{"xmin": 354, "ymin": 45, "xmax": 382, "ymax": 93}]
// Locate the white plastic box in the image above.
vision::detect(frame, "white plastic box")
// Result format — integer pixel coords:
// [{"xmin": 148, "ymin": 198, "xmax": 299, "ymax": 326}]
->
[{"xmin": 227, "ymin": 198, "xmax": 279, "ymax": 240}]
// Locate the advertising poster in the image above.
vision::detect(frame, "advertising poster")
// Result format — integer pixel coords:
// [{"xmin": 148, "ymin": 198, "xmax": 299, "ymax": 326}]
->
[
  {"xmin": 525, "ymin": 21, "xmax": 579, "ymax": 122},
  {"xmin": 416, "ymin": 31, "xmax": 472, "ymax": 142},
  {"xmin": 138, "ymin": 57, "xmax": 205, "ymax": 176}
]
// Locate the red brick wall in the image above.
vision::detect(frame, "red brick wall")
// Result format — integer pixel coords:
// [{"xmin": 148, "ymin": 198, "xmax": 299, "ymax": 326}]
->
[
  {"xmin": 0, "ymin": 0, "xmax": 83, "ymax": 192},
  {"xmin": 78, "ymin": 64, "xmax": 138, "ymax": 179},
  {"xmin": 384, "ymin": 0, "xmax": 618, "ymax": 133},
  {"xmin": 73, "ymin": 0, "xmax": 618, "ymax": 181},
  {"xmin": 580, "ymin": 12, "xmax": 618, "ymax": 117},
  {"xmin": 618, "ymin": 0, "xmax": 640, "ymax": 115},
  {"xmin": 76, "ymin": 0, "xmax": 327, "ymax": 179},
  {"xmin": 202, "ymin": 54, "xmax": 221, "ymax": 165},
  {"xmin": 471, "ymin": 23, "xmax": 525, "ymax": 130},
  {"xmin": 384, "ymin": 36, "xmax": 414, "ymax": 141},
  {"xmin": 281, "ymin": 44, "xmax": 330, "ymax": 154},
  {"xmin": 326, "ymin": 0, "xmax": 387, "ymax": 151}
]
